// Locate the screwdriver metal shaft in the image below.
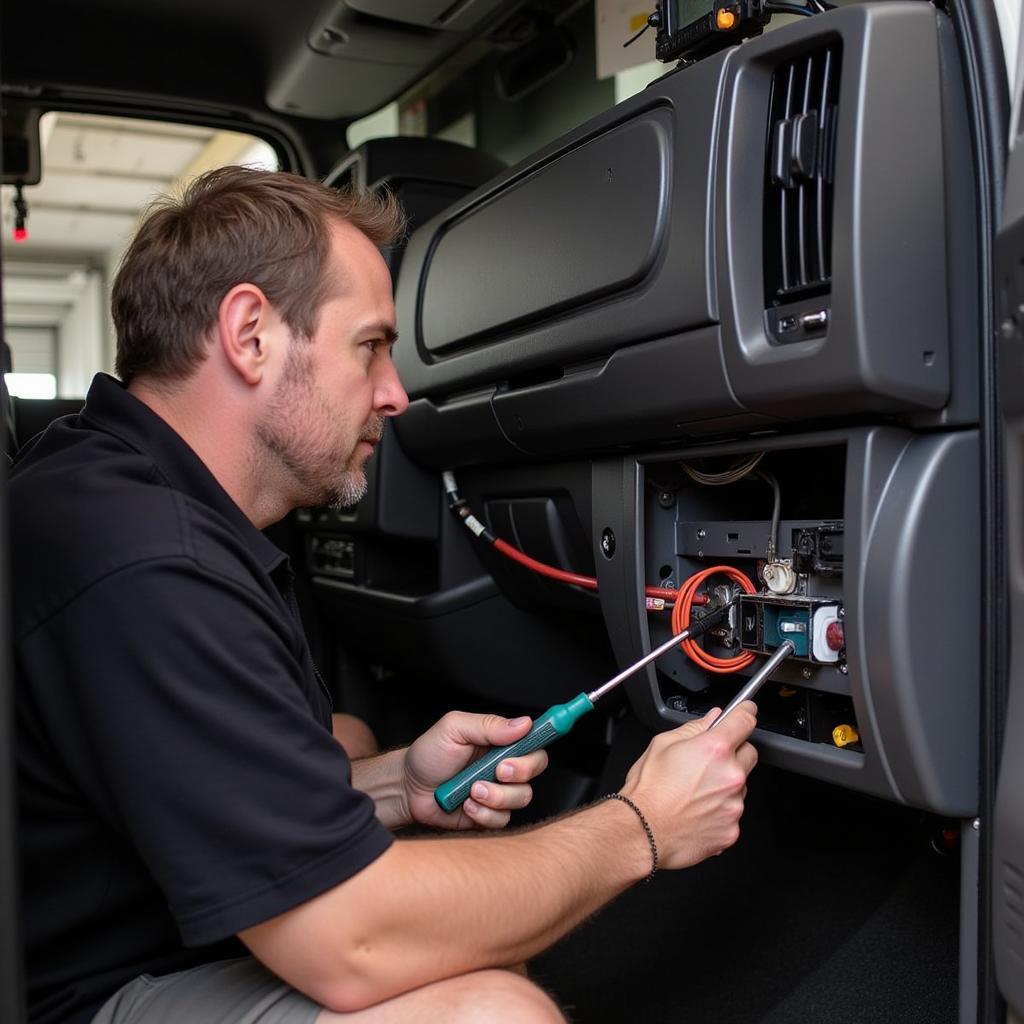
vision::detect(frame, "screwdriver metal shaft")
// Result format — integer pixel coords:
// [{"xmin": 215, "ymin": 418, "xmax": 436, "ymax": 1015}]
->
[
  {"xmin": 708, "ymin": 639, "xmax": 795, "ymax": 730},
  {"xmin": 586, "ymin": 624, "xmax": 711, "ymax": 702}
]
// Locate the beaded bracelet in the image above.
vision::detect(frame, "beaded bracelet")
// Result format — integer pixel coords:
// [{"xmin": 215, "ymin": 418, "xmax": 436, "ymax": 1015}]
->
[{"xmin": 605, "ymin": 792, "xmax": 658, "ymax": 883}]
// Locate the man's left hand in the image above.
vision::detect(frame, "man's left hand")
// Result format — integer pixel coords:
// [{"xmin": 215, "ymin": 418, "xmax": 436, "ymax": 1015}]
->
[{"xmin": 401, "ymin": 712, "xmax": 549, "ymax": 830}]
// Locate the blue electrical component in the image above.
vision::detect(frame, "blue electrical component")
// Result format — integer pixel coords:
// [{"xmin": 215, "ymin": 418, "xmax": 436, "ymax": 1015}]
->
[
  {"xmin": 739, "ymin": 594, "xmax": 841, "ymax": 662},
  {"xmin": 762, "ymin": 604, "xmax": 810, "ymax": 658}
]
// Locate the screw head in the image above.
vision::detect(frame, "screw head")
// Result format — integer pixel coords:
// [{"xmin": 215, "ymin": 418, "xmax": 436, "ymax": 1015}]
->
[
  {"xmin": 600, "ymin": 528, "xmax": 616, "ymax": 559},
  {"xmin": 801, "ymin": 666, "xmax": 812, "ymax": 679}
]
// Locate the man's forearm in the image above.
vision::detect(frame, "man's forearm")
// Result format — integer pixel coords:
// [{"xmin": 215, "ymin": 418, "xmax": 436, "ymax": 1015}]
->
[
  {"xmin": 349, "ymin": 746, "xmax": 410, "ymax": 829},
  {"xmin": 241, "ymin": 796, "xmax": 650, "ymax": 1013}
]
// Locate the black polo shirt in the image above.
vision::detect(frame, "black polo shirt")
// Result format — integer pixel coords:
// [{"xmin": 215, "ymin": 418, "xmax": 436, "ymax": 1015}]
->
[{"xmin": 11, "ymin": 373, "xmax": 393, "ymax": 1024}]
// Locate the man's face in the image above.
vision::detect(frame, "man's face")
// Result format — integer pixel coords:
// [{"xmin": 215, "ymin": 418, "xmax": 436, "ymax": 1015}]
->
[{"xmin": 256, "ymin": 220, "xmax": 407, "ymax": 510}]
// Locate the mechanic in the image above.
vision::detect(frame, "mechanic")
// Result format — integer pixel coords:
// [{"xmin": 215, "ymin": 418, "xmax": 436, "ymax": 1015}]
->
[{"xmin": 11, "ymin": 166, "xmax": 758, "ymax": 1024}]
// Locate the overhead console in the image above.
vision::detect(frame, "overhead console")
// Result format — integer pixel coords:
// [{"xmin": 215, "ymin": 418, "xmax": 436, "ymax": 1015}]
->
[{"xmin": 393, "ymin": 3, "xmax": 968, "ymax": 467}]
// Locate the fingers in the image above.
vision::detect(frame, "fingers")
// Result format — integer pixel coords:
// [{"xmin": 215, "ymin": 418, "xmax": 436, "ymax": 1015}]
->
[
  {"xmin": 673, "ymin": 707, "xmax": 721, "ymax": 740},
  {"xmin": 459, "ymin": 750, "xmax": 546, "ymax": 823},
  {"xmin": 461, "ymin": 797, "xmax": 511, "ymax": 829},
  {"xmin": 737, "ymin": 740, "xmax": 758, "ymax": 777},
  {"xmin": 471, "ymin": 780, "xmax": 534, "ymax": 811},
  {"xmin": 704, "ymin": 701, "xmax": 758, "ymax": 746},
  {"xmin": 670, "ymin": 701, "xmax": 758, "ymax": 748},
  {"xmin": 462, "ymin": 779, "xmax": 535, "ymax": 829},
  {"xmin": 439, "ymin": 711, "xmax": 534, "ymax": 753},
  {"xmin": 496, "ymin": 748, "xmax": 548, "ymax": 783}
]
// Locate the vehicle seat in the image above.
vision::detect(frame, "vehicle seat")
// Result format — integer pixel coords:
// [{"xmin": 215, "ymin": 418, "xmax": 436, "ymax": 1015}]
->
[{"xmin": 1, "ymin": 339, "xmax": 17, "ymax": 462}]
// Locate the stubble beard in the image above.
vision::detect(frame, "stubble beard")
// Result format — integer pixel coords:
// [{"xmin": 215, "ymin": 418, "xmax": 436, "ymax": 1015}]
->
[
  {"xmin": 323, "ymin": 413, "xmax": 385, "ymax": 510},
  {"xmin": 256, "ymin": 344, "xmax": 384, "ymax": 511}
]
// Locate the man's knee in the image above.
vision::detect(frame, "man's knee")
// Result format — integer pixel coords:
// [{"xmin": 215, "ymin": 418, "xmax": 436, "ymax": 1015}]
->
[
  {"xmin": 459, "ymin": 969, "xmax": 565, "ymax": 1024},
  {"xmin": 316, "ymin": 968, "xmax": 565, "ymax": 1023}
]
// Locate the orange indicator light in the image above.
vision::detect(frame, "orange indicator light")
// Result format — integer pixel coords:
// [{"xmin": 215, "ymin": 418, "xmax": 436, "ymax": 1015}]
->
[{"xmin": 716, "ymin": 8, "xmax": 737, "ymax": 29}]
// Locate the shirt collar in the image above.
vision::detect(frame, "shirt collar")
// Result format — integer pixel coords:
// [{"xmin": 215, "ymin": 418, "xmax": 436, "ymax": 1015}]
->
[{"xmin": 80, "ymin": 373, "xmax": 288, "ymax": 576}]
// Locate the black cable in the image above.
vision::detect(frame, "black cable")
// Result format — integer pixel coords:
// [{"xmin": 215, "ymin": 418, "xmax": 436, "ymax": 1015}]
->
[
  {"xmin": 624, "ymin": 21, "xmax": 651, "ymax": 47},
  {"xmin": 756, "ymin": 471, "xmax": 782, "ymax": 561}
]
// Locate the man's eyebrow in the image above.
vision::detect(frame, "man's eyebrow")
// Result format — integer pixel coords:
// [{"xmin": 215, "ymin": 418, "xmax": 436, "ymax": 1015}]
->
[{"xmin": 360, "ymin": 321, "xmax": 398, "ymax": 344}]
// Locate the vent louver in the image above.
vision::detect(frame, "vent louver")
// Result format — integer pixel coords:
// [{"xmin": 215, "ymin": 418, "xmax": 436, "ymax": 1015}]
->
[{"xmin": 763, "ymin": 44, "xmax": 841, "ymax": 340}]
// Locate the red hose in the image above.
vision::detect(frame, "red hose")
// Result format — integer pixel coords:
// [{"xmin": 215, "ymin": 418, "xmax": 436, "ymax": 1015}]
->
[
  {"xmin": 492, "ymin": 538, "xmax": 707, "ymax": 605},
  {"xmin": 493, "ymin": 538, "xmax": 599, "ymax": 590}
]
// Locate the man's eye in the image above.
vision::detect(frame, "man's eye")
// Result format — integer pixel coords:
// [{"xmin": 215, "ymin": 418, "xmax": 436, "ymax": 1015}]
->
[{"xmin": 366, "ymin": 339, "xmax": 394, "ymax": 358}]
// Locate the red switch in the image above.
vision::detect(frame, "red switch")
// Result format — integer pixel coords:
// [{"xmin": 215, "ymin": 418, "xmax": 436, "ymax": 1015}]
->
[{"xmin": 825, "ymin": 620, "xmax": 845, "ymax": 651}]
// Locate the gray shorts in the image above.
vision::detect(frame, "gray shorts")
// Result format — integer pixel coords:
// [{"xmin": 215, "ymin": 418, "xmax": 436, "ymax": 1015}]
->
[{"xmin": 91, "ymin": 956, "xmax": 321, "ymax": 1024}]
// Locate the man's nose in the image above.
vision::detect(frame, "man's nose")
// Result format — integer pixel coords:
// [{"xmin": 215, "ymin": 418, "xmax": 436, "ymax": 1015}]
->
[{"xmin": 375, "ymin": 360, "xmax": 409, "ymax": 417}]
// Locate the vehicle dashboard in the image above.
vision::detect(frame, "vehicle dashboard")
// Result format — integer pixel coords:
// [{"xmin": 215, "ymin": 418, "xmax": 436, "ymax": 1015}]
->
[{"xmin": 304, "ymin": 2, "xmax": 983, "ymax": 820}]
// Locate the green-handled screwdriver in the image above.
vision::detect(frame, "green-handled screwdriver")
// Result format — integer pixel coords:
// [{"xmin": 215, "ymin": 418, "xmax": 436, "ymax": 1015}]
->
[{"xmin": 434, "ymin": 606, "xmax": 730, "ymax": 813}]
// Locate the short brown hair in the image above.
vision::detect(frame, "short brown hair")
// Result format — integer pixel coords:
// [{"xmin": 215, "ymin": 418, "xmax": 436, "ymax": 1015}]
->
[{"xmin": 112, "ymin": 166, "xmax": 406, "ymax": 385}]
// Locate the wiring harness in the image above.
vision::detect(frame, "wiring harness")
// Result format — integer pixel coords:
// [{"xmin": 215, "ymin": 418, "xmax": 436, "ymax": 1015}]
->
[
  {"xmin": 442, "ymin": 471, "xmax": 768, "ymax": 674},
  {"xmin": 441, "ymin": 471, "xmax": 692, "ymax": 604}
]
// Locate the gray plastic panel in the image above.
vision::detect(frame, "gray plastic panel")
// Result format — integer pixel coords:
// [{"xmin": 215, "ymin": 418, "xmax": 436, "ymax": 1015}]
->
[
  {"xmin": 857, "ymin": 430, "xmax": 979, "ymax": 815},
  {"xmin": 601, "ymin": 426, "xmax": 980, "ymax": 816},
  {"xmin": 490, "ymin": 328, "xmax": 774, "ymax": 457},
  {"xmin": 993, "ymin": 138, "xmax": 1024, "ymax": 1014},
  {"xmin": 393, "ymin": 390, "xmax": 517, "ymax": 469},
  {"xmin": 420, "ymin": 112, "xmax": 672, "ymax": 355},
  {"xmin": 996, "ymin": 409, "xmax": 1024, "ymax": 1008},
  {"xmin": 396, "ymin": 329, "xmax": 778, "ymax": 467},
  {"xmin": 392, "ymin": 3, "xmax": 964, "ymax": 463},
  {"xmin": 717, "ymin": 3, "xmax": 951, "ymax": 417},
  {"xmin": 393, "ymin": 57, "xmax": 724, "ymax": 398},
  {"xmin": 909, "ymin": 13, "xmax": 980, "ymax": 431}
]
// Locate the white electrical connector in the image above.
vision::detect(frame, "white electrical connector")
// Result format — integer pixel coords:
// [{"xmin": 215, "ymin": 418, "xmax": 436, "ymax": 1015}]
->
[
  {"xmin": 811, "ymin": 604, "xmax": 843, "ymax": 663},
  {"xmin": 762, "ymin": 559, "xmax": 797, "ymax": 595}
]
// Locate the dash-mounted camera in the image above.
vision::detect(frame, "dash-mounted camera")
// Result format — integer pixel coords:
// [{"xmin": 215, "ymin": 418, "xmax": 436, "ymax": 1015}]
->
[{"xmin": 654, "ymin": 1, "xmax": 771, "ymax": 62}]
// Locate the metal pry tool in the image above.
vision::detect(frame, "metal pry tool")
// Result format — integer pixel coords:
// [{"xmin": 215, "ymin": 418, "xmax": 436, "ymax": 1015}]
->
[{"xmin": 708, "ymin": 639, "xmax": 795, "ymax": 730}]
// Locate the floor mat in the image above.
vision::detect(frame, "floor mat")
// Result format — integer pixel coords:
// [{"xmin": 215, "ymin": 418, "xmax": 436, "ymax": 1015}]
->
[{"xmin": 530, "ymin": 718, "xmax": 960, "ymax": 1024}]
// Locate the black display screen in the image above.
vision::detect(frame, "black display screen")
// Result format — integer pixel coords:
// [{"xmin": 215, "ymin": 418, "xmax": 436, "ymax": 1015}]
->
[{"xmin": 667, "ymin": 0, "xmax": 713, "ymax": 31}]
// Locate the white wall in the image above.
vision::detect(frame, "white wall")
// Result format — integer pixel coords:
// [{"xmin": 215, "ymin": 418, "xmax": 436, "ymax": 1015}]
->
[{"xmin": 3, "ymin": 265, "xmax": 105, "ymax": 397}]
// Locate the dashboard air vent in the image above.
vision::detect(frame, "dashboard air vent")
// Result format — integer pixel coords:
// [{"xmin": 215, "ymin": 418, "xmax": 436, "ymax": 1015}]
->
[{"xmin": 763, "ymin": 44, "xmax": 841, "ymax": 338}]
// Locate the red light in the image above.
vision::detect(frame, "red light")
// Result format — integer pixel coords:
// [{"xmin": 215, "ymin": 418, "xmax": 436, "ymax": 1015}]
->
[
  {"xmin": 825, "ymin": 620, "xmax": 845, "ymax": 651},
  {"xmin": 13, "ymin": 226, "xmax": 28, "ymax": 243}
]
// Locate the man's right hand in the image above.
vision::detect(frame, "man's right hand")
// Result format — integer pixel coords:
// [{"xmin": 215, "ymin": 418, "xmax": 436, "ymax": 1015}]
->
[
  {"xmin": 619, "ymin": 703, "xmax": 758, "ymax": 870},
  {"xmin": 243, "ymin": 702, "xmax": 758, "ymax": 1012}
]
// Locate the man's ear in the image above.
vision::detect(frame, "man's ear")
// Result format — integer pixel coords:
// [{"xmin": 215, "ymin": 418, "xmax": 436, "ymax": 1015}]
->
[{"xmin": 217, "ymin": 283, "xmax": 276, "ymax": 385}]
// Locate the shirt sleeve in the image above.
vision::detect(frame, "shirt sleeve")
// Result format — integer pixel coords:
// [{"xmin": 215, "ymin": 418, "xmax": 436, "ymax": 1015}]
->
[{"xmin": 18, "ymin": 555, "xmax": 393, "ymax": 947}]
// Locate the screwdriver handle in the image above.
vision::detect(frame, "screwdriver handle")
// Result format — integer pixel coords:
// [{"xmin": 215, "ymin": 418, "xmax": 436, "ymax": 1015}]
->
[{"xmin": 434, "ymin": 693, "xmax": 594, "ymax": 813}]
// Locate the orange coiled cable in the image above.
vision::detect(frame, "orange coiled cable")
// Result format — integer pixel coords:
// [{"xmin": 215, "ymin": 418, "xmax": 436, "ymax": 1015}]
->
[{"xmin": 671, "ymin": 565, "xmax": 757, "ymax": 673}]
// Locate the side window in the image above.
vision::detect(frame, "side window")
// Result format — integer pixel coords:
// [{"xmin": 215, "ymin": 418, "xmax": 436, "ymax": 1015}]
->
[{"xmin": 0, "ymin": 112, "xmax": 278, "ymax": 403}]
